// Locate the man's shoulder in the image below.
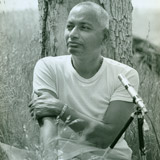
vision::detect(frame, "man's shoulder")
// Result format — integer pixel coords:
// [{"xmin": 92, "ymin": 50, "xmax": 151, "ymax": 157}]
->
[
  {"xmin": 103, "ymin": 57, "xmax": 138, "ymax": 80},
  {"xmin": 35, "ymin": 55, "xmax": 71, "ymax": 72},
  {"xmin": 40, "ymin": 55, "xmax": 71, "ymax": 64},
  {"xmin": 104, "ymin": 57, "xmax": 129, "ymax": 68},
  {"xmin": 103, "ymin": 57, "xmax": 135, "ymax": 72},
  {"xmin": 36, "ymin": 55, "xmax": 71, "ymax": 69},
  {"xmin": 103, "ymin": 57, "xmax": 139, "ymax": 94}
]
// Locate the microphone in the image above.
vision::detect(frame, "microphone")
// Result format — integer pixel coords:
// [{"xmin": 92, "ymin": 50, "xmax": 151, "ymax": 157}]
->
[{"xmin": 118, "ymin": 74, "xmax": 147, "ymax": 114}]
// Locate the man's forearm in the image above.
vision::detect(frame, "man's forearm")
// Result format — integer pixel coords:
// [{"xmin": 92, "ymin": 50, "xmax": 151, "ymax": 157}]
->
[
  {"xmin": 60, "ymin": 105, "xmax": 114, "ymax": 148},
  {"xmin": 60, "ymin": 105, "xmax": 99, "ymax": 131},
  {"xmin": 39, "ymin": 117, "xmax": 58, "ymax": 160},
  {"xmin": 30, "ymin": 89, "xmax": 121, "ymax": 149}
]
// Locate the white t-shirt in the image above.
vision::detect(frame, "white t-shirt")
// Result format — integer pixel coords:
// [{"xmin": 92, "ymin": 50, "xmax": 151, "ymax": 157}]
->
[{"xmin": 33, "ymin": 55, "xmax": 139, "ymax": 160}]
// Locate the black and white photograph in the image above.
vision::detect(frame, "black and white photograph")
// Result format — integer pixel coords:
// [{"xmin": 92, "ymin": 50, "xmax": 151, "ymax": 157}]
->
[{"xmin": 0, "ymin": 0, "xmax": 160, "ymax": 159}]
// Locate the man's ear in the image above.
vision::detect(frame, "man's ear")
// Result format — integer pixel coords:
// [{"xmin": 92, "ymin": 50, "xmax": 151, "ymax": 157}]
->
[{"xmin": 102, "ymin": 28, "xmax": 109, "ymax": 43}]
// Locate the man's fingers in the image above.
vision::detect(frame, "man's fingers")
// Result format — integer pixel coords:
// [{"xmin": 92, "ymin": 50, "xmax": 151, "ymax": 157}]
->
[
  {"xmin": 28, "ymin": 96, "xmax": 44, "ymax": 108},
  {"xmin": 28, "ymin": 100, "xmax": 33, "ymax": 108},
  {"xmin": 29, "ymin": 106, "xmax": 34, "ymax": 113},
  {"xmin": 30, "ymin": 110, "xmax": 34, "ymax": 117},
  {"xmin": 29, "ymin": 100, "xmax": 47, "ymax": 114},
  {"xmin": 30, "ymin": 108, "xmax": 42, "ymax": 120},
  {"xmin": 34, "ymin": 90, "xmax": 43, "ymax": 97},
  {"xmin": 29, "ymin": 92, "xmax": 38, "ymax": 108},
  {"xmin": 28, "ymin": 98, "xmax": 36, "ymax": 108}
]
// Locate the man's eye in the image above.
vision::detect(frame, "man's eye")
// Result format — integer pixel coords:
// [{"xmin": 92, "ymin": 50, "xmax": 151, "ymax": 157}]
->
[
  {"xmin": 80, "ymin": 26, "xmax": 90, "ymax": 30},
  {"xmin": 67, "ymin": 25, "xmax": 74, "ymax": 30}
]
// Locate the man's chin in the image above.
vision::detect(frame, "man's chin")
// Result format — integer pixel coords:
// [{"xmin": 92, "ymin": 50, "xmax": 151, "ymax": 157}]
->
[{"xmin": 68, "ymin": 48, "xmax": 82, "ymax": 56}]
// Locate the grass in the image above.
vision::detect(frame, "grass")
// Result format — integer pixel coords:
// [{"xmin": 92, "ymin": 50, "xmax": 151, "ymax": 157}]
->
[
  {"xmin": 0, "ymin": 9, "xmax": 160, "ymax": 160},
  {"xmin": 0, "ymin": 9, "xmax": 41, "ymax": 159}
]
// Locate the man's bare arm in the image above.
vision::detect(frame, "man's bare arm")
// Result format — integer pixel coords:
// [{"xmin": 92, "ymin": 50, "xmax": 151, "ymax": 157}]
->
[
  {"xmin": 60, "ymin": 100, "xmax": 134, "ymax": 148},
  {"xmin": 29, "ymin": 89, "xmax": 61, "ymax": 160},
  {"xmin": 30, "ymin": 90, "xmax": 134, "ymax": 149}
]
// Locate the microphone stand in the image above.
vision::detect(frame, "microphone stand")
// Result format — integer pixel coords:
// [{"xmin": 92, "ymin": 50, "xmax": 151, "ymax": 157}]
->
[
  {"xmin": 103, "ymin": 105, "xmax": 147, "ymax": 160},
  {"xmin": 102, "ymin": 74, "xmax": 148, "ymax": 160},
  {"xmin": 137, "ymin": 107, "xmax": 146, "ymax": 160}
]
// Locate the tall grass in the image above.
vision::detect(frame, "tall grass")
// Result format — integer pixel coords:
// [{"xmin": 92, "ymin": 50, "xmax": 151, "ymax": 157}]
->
[
  {"xmin": 0, "ymin": 9, "xmax": 160, "ymax": 160},
  {"xmin": 0, "ymin": 9, "xmax": 41, "ymax": 159},
  {"xmin": 126, "ymin": 42, "xmax": 160, "ymax": 160}
]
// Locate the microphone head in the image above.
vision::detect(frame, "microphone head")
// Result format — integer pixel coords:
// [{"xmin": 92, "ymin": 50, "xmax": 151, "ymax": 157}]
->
[
  {"xmin": 118, "ymin": 74, "xmax": 123, "ymax": 81},
  {"xmin": 118, "ymin": 74, "xmax": 131, "ymax": 86}
]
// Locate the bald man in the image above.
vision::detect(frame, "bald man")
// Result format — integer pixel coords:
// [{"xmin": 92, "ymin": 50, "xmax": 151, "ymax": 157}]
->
[{"xmin": 29, "ymin": 1, "xmax": 139, "ymax": 160}]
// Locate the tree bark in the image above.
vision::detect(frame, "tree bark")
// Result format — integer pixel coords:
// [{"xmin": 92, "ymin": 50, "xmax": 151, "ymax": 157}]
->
[{"xmin": 38, "ymin": 0, "xmax": 133, "ymax": 65}]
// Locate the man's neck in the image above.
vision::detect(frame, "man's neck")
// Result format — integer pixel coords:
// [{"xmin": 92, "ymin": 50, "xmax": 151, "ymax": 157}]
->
[{"xmin": 71, "ymin": 54, "xmax": 103, "ymax": 79}]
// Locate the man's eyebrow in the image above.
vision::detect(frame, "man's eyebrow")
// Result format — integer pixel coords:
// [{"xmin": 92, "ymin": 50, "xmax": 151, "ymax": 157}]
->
[
  {"xmin": 66, "ymin": 21, "xmax": 73, "ymax": 24},
  {"xmin": 79, "ymin": 22, "xmax": 92, "ymax": 26},
  {"xmin": 67, "ymin": 21, "xmax": 93, "ymax": 26}
]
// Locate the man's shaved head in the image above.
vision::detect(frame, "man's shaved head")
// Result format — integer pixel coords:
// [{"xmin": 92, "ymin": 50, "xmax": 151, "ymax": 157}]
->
[
  {"xmin": 70, "ymin": 1, "xmax": 109, "ymax": 31},
  {"xmin": 65, "ymin": 1, "xmax": 110, "ymax": 55}
]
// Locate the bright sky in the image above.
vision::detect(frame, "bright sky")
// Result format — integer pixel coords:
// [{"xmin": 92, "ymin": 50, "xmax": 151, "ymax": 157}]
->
[
  {"xmin": 132, "ymin": 0, "xmax": 160, "ymax": 46},
  {"xmin": 132, "ymin": 0, "xmax": 160, "ymax": 9},
  {"xmin": 0, "ymin": 0, "xmax": 38, "ymax": 12},
  {"xmin": 0, "ymin": 0, "xmax": 160, "ymax": 11}
]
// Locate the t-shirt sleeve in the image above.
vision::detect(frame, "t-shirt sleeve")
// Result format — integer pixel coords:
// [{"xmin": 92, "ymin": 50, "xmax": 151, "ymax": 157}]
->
[
  {"xmin": 32, "ymin": 58, "xmax": 57, "ymax": 95},
  {"xmin": 110, "ymin": 68, "xmax": 139, "ymax": 102}
]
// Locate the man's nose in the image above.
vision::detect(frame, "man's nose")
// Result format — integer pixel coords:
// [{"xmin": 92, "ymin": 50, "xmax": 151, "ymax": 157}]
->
[{"xmin": 69, "ymin": 26, "xmax": 79, "ymax": 39}]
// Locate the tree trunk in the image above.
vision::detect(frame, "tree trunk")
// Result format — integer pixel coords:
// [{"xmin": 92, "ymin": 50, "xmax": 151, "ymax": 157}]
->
[{"xmin": 38, "ymin": 0, "xmax": 133, "ymax": 65}]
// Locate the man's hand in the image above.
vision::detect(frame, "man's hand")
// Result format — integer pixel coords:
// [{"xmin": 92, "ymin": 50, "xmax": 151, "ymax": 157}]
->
[{"xmin": 28, "ymin": 91, "xmax": 64, "ymax": 120}]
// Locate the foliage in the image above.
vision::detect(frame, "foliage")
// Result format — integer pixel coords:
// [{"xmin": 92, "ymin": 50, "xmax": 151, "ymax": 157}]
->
[
  {"xmin": 133, "ymin": 37, "xmax": 160, "ymax": 75},
  {"xmin": 0, "ymin": 10, "xmax": 41, "ymax": 159},
  {"xmin": 0, "ymin": 10, "xmax": 160, "ymax": 160},
  {"xmin": 127, "ymin": 36, "xmax": 160, "ymax": 160}
]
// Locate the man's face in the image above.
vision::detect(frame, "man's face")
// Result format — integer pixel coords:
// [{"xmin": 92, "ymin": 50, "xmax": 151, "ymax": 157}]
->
[{"xmin": 64, "ymin": 6, "xmax": 104, "ymax": 57}]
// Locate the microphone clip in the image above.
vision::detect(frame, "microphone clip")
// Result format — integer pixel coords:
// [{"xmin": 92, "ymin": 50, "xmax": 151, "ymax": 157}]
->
[{"xmin": 118, "ymin": 74, "xmax": 148, "ymax": 114}]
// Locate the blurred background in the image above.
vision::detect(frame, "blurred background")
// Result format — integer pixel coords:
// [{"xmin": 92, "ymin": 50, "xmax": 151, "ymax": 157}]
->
[
  {"xmin": 132, "ymin": 0, "xmax": 160, "ymax": 46},
  {"xmin": 0, "ymin": 0, "xmax": 160, "ymax": 160},
  {"xmin": 0, "ymin": 0, "xmax": 159, "ymax": 45}
]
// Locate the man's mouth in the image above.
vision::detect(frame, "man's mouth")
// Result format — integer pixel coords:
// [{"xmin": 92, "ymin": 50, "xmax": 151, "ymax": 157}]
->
[{"xmin": 67, "ymin": 41, "xmax": 81, "ymax": 47}]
